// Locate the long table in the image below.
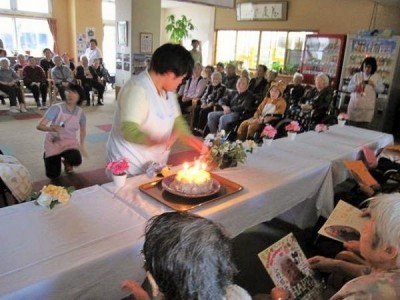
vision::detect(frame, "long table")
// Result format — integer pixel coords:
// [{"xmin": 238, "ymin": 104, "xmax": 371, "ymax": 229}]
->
[
  {"xmin": 0, "ymin": 125, "xmax": 393, "ymax": 299},
  {"xmin": 0, "ymin": 185, "xmax": 147, "ymax": 300}
]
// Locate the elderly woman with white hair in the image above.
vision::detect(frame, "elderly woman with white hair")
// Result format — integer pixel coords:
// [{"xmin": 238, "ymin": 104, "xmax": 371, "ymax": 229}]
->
[
  {"xmin": 287, "ymin": 73, "xmax": 333, "ymax": 131},
  {"xmin": 0, "ymin": 57, "xmax": 27, "ymax": 113},
  {"xmin": 191, "ymin": 71, "xmax": 226, "ymax": 134},
  {"xmin": 283, "ymin": 72, "xmax": 305, "ymax": 107},
  {"xmin": 270, "ymin": 193, "xmax": 400, "ymax": 300}
]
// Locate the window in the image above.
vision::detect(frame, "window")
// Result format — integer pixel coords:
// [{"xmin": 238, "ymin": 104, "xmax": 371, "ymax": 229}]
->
[
  {"xmin": 102, "ymin": 0, "xmax": 116, "ymax": 73},
  {"xmin": 0, "ymin": 0, "xmax": 53, "ymax": 56},
  {"xmin": 215, "ymin": 30, "xmax": 315, "ymax": 73}
]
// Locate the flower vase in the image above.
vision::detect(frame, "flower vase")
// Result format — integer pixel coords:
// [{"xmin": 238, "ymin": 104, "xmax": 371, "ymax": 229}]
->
[
  {"xmin": 112, "ymin": 173, "xmax": 127, "ymax": 187},
  {"xmin": 287, "ymin": 132, "xmax": 297, "ymax": 140},
  {"xmin": 338, "ymin": 119, "xmax": 346, "ymax": 127},
  {"xmin": 263, "ymin": 138, "xmax": 273, "ymax": 147}
]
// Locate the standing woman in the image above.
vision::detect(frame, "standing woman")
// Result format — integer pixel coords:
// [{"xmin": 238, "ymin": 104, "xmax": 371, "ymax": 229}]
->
[
  {"xmin": 37, "ymin": 84, "xmax": 87, "ymax": 179},
  {"xmin": 347, "ymin": 57, "xmax": 384, "ymax": 128},
  {"xmin": 106, "ymin": 43, "xmax": 205, "ymax": 176}
]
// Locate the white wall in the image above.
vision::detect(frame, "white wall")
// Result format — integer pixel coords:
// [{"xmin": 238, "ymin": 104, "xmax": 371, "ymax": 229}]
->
[{"xmin": 160, "ymin": 4, "xmax": 215, "ymax": 65}]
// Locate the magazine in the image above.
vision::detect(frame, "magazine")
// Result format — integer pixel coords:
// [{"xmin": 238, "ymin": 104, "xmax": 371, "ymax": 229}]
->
[
  {"xmin": 258, "ymin": 233, "xmax": 322, "ymax": 300},
  {"xmin": 318, "ymin": 200, "xmax": 368, "ymax": 243}
]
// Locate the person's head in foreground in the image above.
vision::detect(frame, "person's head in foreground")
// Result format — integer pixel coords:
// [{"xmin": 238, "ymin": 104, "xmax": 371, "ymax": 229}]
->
[
  {"xmin": 141, "ymin": 212, "xmax": 237, "ymax": 300},
  {"xmin": 359, "ymin": 194, "xmax": 400, "ymax": 269},
  {"xmin": 149, "ymin": 43, "xmax": 194, "ymax": 92}
]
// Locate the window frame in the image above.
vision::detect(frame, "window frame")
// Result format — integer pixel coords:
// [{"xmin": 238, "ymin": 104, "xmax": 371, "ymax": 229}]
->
[
  {"xmin": 215, "ymin": 29, "xmax": 318, "ymax": 72},
  {"xmin": 0, "ymin": 0, "xmax": 52, "ymax": 18}
]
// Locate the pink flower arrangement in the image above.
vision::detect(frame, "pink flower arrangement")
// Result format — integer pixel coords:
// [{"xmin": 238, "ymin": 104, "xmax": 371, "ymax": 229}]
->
[
  {"xmin": 285, "ymin": 121, "xmax": 301, "ymax": 133},
  {"xmin": 338, "ymin": 113, "xmax": 349, "ymax": 120},
  {"xmin": 315, "ymin": 123, "xmax": 328, "ymax": 133},
  {"xmin": 106, "ymin": 158, "xmax": 129, "ymax": 175},
  {"xmin": 261, "ymin": 125, "xmax": 277, "ymax": 139}
]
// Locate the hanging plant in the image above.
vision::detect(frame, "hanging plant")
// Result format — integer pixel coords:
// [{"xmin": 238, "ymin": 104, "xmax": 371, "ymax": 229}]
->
[{"xmin": 165, "ymin": 14, "xmax": 195, "ymax": 44}]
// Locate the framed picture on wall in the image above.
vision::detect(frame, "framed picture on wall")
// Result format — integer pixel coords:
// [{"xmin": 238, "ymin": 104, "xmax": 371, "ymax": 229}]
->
[
  {"xmin": 118, "ymin": 21, "xmax": 128, "ymax": 46},
  {"xmin": 236, "ymin": 2, "xmax": 288, "ymax": 21},
  {"xmin": 140, "ymin": 32, "xmax": 153, "ymax": 53}
]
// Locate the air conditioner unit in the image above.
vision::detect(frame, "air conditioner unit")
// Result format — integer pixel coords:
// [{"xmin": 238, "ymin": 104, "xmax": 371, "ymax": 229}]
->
[{"xmin": 371, "ymin": 0, "xmax": 400, "ymax": 6}]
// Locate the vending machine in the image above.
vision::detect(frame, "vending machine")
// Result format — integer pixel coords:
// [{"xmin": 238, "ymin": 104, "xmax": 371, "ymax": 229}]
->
[
  {"xmin": 300, "ymin": 34, "xmax": 347, "ymax": 89},
  {"xmin": 339, "ymin": 34, "xmax": 400, "ymax": 133}
]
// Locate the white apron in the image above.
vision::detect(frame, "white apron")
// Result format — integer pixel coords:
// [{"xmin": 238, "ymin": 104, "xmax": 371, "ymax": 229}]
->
[
  {"xmin": 106, "ymin": 72, "xmax": 178, "ymax": 175},
  {"xmin": 44, "ymin": 103, "xmax": 82, "ymax": 158},
  {"xmin": 347, "ymin": 72, "xmax": 378, "ymax": 123}
]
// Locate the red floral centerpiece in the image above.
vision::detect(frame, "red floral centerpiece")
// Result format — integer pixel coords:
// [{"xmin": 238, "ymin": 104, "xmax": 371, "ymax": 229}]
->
[
  {"xmin": 337, "ymin": 112, "xmax": 349, "ymax": 126},
  {"xmin": 285, "ymin": 121, "xmax": 301, "ymax": 140},
  {"xmin": 315, "ymin": 123, "xmax": 328, "ymax": 133},
  {"xmin": 261, "ymin": 125, "xmax": 277, "ymax": 146},
  {"xmin": 106, "ymin": 158, "xmax": 129, "ymax": 187}
]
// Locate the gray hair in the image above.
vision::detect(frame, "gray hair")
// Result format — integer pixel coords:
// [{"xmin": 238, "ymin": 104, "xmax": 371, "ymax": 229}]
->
[
  {"xmin": 0, "ymin": 57, "xmax": 10, "ymax": 65},
  {"xmin": 293, "ymin": 72, "xmax": 304, "ymax": 81},
  {"xmin": 52, "ymin": 55, "xmax": 61, "ymax": 63},
  {"xmin": 80, "ymin": 55, "xmax": 88, "ymax": 62},
  {"xmin": 17, "ymin": 54, "xmax": 25, "ymax": 59},
  {"xmin": 368, "ymin": 193, "xmax": 400, "ymax": 265},
  {"xmin": 211, "ymin": 71, "xmax": 222, "ymax": 82},
  {"xmin": 316, "ymin": 73, "xmax": 330, "ymax": 88}
]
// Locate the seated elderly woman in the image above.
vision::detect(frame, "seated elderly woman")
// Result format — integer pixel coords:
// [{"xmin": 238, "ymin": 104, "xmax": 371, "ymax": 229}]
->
[
  {"xmin": 22, "ymin": 56, "xmax": 48, "ymax": 108},
  {"xmin": 179, "ymin": 62, "xmax": 207, "ymax": 113},
  {"xmin": 283, "ymin": 72, "xmax": 305, "ymax": 108},
  {"xmin": 286, "ymin": 73, "xmax": 333, "ymax": 131},
  {"xmin": 0, "ymin": 57, "xmax": 27, "ymax": 113},
  {"xmin": 13, "ymin": 54, "xmax": 27, "ymax": 73},
  {"xmin": 75, "ymin": 55, "xmax": 105, "ymax": 105},
  {"xmin": 191, "ymin": 71, "xmax": 226, "ymax": 134},
  {"xmin": 122, "ymin": 212, "xmax": 251, "ymax": 300},
  {"xmin": 207, "ymin": 76, "xmax": 254, "ymax": 134},
  {"xmin": 237, "ymin": 82, "xmax": 286, "ymax": 141},
  {"xmin": 267, "ymin": 194, "xmax": 400, "ymax": 300},
  {"xmin": 51, "ymin": 55, "xmax": 75, "ymax": 101}
]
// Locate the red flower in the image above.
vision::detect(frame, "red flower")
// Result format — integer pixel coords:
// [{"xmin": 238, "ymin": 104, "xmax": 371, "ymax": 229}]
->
[{"xmin": 106, "ymin": 158, "xmax": 129, "ymax": 175}]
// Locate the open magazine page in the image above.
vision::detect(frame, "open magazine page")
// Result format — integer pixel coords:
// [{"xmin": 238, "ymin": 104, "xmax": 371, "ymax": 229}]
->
[
  {"xmin": 318, "ymin": 200, "xmax": 369, "ymax": 243},
  {"xmin": 258, "ymin": 233, "xmax": 323, "ymax": 300}
]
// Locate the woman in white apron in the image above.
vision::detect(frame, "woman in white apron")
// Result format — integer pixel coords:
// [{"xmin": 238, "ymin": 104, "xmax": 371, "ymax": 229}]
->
[
  {"xmin": 347, "ymin": 57, "xmax": 384, "ymax": 128},
  {"xmin": 37, "ymin": 84, "xmax": 87, "ymax": 179},
  {"xmin": 106, "ymin": 44, "xmax": 204, "ymax": 176}
]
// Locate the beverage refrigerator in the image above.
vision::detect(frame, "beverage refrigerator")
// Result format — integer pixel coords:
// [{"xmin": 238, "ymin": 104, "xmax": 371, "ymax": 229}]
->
[
  {"xmin": 300, "ymin": 34, "xmax": 347, "ymax": 89},
  {"xmin": 339, "ymin": 34, "xmax": 400, "ymax": 134}
]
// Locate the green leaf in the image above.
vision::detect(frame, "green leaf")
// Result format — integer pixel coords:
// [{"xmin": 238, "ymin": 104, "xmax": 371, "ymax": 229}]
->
[
  {"xmin": 31, "ymin": 191, "xmax": 41, "ymax": 201},
  {"xmin": 66, "ymin": 186, "xmax": 75, "ymax": 195},
  {"xmin": 49, "ymin": 200, "xmax": 60, "ymax": 210}
]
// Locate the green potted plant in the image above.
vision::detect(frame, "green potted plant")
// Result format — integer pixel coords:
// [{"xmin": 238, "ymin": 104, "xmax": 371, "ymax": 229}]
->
[{"xmin": 165, "ymin": 14, "xmax": 195, "ymax": 44}]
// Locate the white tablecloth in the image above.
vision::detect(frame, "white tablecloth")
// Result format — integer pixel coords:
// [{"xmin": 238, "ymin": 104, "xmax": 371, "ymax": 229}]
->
[
  {"xmin": 272, "ymin": 125, "xmax": 393, "ymax": 185},
  {"xmin": 103, "ymin": 145, "xmax": 334, "ymax": 236},
  {"xmin": 0, "ymin": 185, "xmax": 147, "ymax": 300}
]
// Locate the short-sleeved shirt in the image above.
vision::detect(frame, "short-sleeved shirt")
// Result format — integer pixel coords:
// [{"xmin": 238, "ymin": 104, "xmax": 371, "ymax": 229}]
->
[{"xmin": 45, "ymin": 103, "xmax": 86, "ymax": 126}]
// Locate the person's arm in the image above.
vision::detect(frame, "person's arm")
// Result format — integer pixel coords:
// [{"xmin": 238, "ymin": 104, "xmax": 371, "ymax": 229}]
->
[
  {"xmin": 22, "ymin": 67, "xmax": 32, "ymax": 85},
  {"xmin": 308, "ymin": 256, "xmax": 366, "ymax": 279},
  {"xmin": 173, "ymin": 115, "xmax": 206, "ymax": 154},
  {"xmin": 254, "ymin": 98, "xmax": 267, "ymax": 119},
  {"xmin": 51, "ymin": 68, "xmax": 62, "ymax": 84},
  {"xmin": 372, "ymin": 74, "xmax": 384, "ymax": 94},
  {"xmin": 194, "ymin": 78, "xmax": 207, "ymax": 98},
  {"xmin": 348, "ymin": 73, "xmax": 358, "ymax": 93},
  {"xmin": 66, "ymin": 68, "xmax": 74, "ymax": 83},
  {"xmin": 36, "ymin": 106, "xmax": 61, "ymax": 132}
]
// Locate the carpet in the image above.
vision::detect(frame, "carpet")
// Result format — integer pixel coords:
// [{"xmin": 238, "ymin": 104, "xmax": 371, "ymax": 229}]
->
[
  {"xmin": 13, "ymin": 112, "xmax": 42, "ymax": 120},
  {"xmin": 96, "ymin": 124, "xmax": 113, "ymax": 132}
]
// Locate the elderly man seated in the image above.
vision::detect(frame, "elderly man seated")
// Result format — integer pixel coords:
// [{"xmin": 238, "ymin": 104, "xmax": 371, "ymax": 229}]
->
[
  {"xmin": 207, "ymin": 76, "xmax": 254, "ymax": 134},
  {"xmin": 13, "ymin": 54, "xmax": 27, "ymax": 73},
  {"xmin": 122, "ymin": 212, "xmax": 251, "ymax": 300},
  {"xmin": 0, "ymin": 57, "xmax": 27, "ymax": 113},
  {"xmin": 39, "ymin": 48, "xmax": 55, "ymax": 78},
  {"xmin": 223, "ymin": 63, "xmax": 239, "ymax": 90},
  {"xmin": 178, "ymin": 62, "xmax": 207, "ymax": 113},
  {"xmin": 22, "ymin": 56, "xmax": 48, "ymax": 108},
  {"xmin": 51, "ymin": 55, "xmax": 75, "ymax": 101},
  {"xmin": 75, "ymin": 55, "xmax": 105, "ymax": 105}
]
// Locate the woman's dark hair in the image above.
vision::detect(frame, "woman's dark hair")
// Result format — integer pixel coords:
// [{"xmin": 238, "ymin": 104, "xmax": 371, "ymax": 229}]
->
[
  {"xmin": 143, "ymin": 212, "xmax": 236, "ymax": 300},
  {"xmin": 258, "ymin": 64, "xmax": 267, "ymax": 73},
  {"xmin": 205, "ymin": 65, "xmax": 215, "ymax": 73},
  {"xmin": 149, "ymin": 43, "xmax": 194, "ymax": 77},
  {"xmin": 361, "ymin": 57, "xmax": 377, "ymax": 75},
  {"xmin": 42, "ymin": 48, "xmax": 51, "ymax": 54},
  {"xmin": 89, "ymin": 38, "xmax": 98, "ymax": 45},
  {"xmin": 217, "ymin": 62, "xmax": 224, "ymax": 68},
  {"xmin": 65, "ymin": 83, "xmax": 81, "ymax": 95}
]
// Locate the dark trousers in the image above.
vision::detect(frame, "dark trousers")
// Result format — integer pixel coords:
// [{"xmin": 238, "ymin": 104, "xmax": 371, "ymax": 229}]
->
[
  {"xmin": 192, "ymin": 105, "xmax": 215, "ymax": 130},
  {"xmin": 82, "ymin": 80, "xmax": 105, "ymax": 102},
  {"xmin": 44, "ymin": 149, "xmax": 82, "ymax": 179},
  {"xmin": 55, "ymin": 83, "xmax": 67, "ymax": 100},
  {"xmin": 0, "ymin": 83, "xmax": 24, "ymax": 106},
  {"xmin": 27, "ymin": 82, "xmax": 48, "ymax": 104}
]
